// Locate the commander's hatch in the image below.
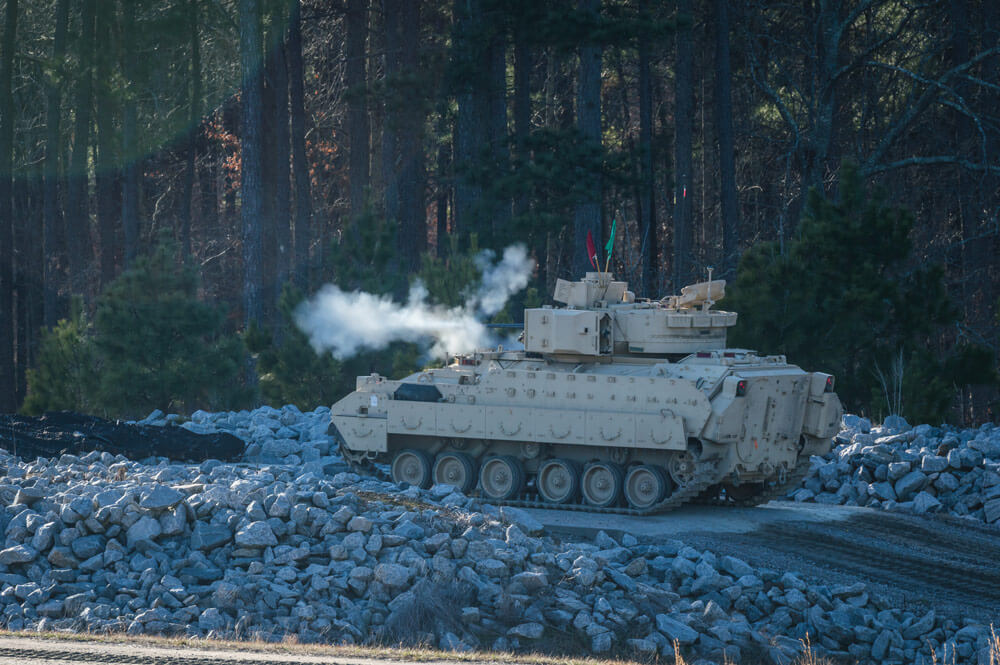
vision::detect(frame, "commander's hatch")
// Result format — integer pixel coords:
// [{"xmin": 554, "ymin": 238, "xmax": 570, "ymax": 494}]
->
[{"xmin": 553, "ymin": 274, "xmax": 628, "ymax": 307}]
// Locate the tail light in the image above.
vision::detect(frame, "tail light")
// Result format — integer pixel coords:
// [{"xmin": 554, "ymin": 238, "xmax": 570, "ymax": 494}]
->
[
  {"xmin": 825, "ymin": 376, "xmax": 835, "ymax": 392},
  {"xmin": 735, "ymin": 380, "xmax": 747, "ymax": 397}
]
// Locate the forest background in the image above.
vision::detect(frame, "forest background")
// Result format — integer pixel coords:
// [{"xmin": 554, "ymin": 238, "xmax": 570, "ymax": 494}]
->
[{"xmin": 0, "ymin": 0, "xmax": 998, "ymax": 425}]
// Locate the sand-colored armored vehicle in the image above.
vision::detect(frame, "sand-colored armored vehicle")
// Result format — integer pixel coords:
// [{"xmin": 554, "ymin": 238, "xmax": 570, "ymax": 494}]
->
[{"xmin": 331, "ymin": 272, "xmax": 842, "ymax": 513}]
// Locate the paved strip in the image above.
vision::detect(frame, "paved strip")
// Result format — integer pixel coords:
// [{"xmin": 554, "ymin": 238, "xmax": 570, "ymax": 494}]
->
[
  {"xmin": 531, "ymin": 501, "xmax": 1000, "ymax": 623},
  {"xmin": 0, "ymin": 637, "xmax": 499, "ymax": 665},
  {"xmin": 528, "ymin": 499, "xmax": 867, "ymax": 538}
]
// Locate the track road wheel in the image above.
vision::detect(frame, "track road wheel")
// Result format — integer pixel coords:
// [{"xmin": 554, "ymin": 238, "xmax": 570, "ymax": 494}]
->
[
  {"xmin": 433, "ymin": 452, "xmax": 477, "ymax": 494},
  {"xmin": 625, "ymin": 465, "xmax": 671, "ymax": 509},
  {"xmin": 391, "ymin": 449, "xmax": 433, "ymax": 489},
  {"xmin": 667, "ymin": 448, "xmax": 699, "ymax": 487},
  {"xmin": 537, "ymin": 458, "xmax": 580, "ymax": 504},
  {"xmin": 581, "ymin": 461, "xmax": 624, "ymax": 507},
  {"xmin": 479, "ymin": 456, "xmax": 524, "ymax": 501}
]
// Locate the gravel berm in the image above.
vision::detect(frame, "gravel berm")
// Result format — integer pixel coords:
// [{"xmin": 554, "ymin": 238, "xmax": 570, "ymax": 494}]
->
[{"xmin": 0, "ymin": 404, "xmax": 993, "ymax": 665}]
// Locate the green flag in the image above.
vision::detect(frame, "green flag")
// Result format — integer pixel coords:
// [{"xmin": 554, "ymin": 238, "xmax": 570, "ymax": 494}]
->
[{"xmin": 605, "ymin": 218, "xmax": 617, "ymax": 262}]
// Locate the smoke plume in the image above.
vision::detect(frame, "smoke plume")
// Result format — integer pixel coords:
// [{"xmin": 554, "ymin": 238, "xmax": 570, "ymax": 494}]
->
[{"xmin": 295, "ymin": 245, "xmax": 534, "ymax": 359}]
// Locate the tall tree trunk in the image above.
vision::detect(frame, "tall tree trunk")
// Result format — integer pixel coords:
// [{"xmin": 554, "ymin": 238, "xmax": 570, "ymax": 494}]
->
[
  {"xmin": 951, "ymin": 0, "xmax": 986, "ymax": 422},
  {"xmin": 381, "ymin": 0, "xmax": 400, "ymax": 250},
  {"xmin": 638, "ymin": 3, "xmax": 656, "ymax": 296},
  {"xmin": 452, "ymin": 0, "xmax": 485, "ymax": 240},
  {"xmin": 0, "ymin": 0, "xmax": 17, "ymax": 411},
  {"xmin": 181, "ymin": 0, "xmax": 201, "ymax": 259},
  {"xmin": 260, "ymin": 31, "xmax": 275, "ymax": 323},
  {"xmin": 20, "ymin": 178, "xmax": 44, "ymax": 403},
  {"xmin": 513, "ymin": 26, "xmax": 531, "ymax": 224},
  {"xmin": 121, "ymin": 0, "xmax": 139, "ymax": 268},
  {"xmin": 513, "ymin": 25, "xmax": 537, "ymax": 281},
  {"xmin": 44, "ymin": 0, "xmax": 69, "ymax": 327},
  {"xmin": 269, "ymin": 0, "xmax": 291, "ymax": 292},
  {"xmin": 672, "ymin": 0, "xmax": 694, "ymax": 288},
  {"xmin": 95, "ymin": 0, "xmax": 117, "ymax": 289},
  {"xmin": 572, "ymin": 0, "xmax": 602, "ymax": 278},
  {"xmin": 435, "ymin": 138, "xmax": 449, "ymax": 257},
  {"xmin": 486, "ymin": 36, "xmax": 508, "ymax": 246},
  {"xmin": 288, "ymin": 0, "xmax": 311, "ymax": 288},
  {"xmin": 396, "ymin": 0, "xmax": 425, "ymax": 272},
  {"xmin": 66, "ymin": 0, "xmax": 97, "ymax": 295},
  {"xmin": 240, "ymin": 0, "xmax": 264, "ymax": 343},
  {"xmin": 346, "ymin": 0, "xmax": 369, "ymax": 220},
  {"xmin": 258, "ymin": 2, "xmax": 289, "ymax": 327},
  {"xmin": 714, "ymin": 0, "xmax": 738, "ymax": 278}
]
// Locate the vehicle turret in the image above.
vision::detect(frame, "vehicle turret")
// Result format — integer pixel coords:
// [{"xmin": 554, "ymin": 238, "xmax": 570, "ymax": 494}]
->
[{"xmin": 523, "ymin": 272, "xmax": 737, "ymax": 359}]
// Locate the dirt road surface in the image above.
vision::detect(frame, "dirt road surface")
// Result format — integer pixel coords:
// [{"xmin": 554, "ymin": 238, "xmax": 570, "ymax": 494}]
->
[
  {"xmin": 530, "ymin": 501, "xmax": 1000, "ymax": 622},
  {"xmin": 0, "ymin": 635, "xmax": 506, "ymax": 665}
]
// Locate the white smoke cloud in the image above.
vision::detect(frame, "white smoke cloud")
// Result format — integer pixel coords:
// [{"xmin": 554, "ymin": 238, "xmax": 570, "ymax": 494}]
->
[
  {"xmin": 470, "ymin": 245, "xmax": 534, "ymax": 316},
  {"xmin": 295, "ymin": 245, "xmax": 535, "ymax": 360}
]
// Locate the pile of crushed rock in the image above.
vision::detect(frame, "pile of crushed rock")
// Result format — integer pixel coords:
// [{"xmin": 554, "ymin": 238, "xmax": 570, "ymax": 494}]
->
[
  {"xmin": 792, "ymin": 415, "xmax": 1000, "ymax": 526},
  {"xmin": 0, "ymin": 405, "xmax": 994, "ymax": 665}
]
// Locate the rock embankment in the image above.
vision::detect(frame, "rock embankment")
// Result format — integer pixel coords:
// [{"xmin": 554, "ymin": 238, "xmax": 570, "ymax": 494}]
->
[
  {"xmin": 0, "ymin": 405, "xmax": 994, "ymax": 664},
  {"xmin": 793, "ymin": 415, "xmax": 1000, "ymax": 526}
]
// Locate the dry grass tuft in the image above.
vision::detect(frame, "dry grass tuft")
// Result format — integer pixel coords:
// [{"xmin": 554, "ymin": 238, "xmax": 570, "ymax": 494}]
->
[
  {"xmin": 671, "ymin": 639, "xmax": 686, "ymax": 665},
  {"xmin": 792, "ymin": 634, "xmax": 828, "ymax": 665},
  {"xmin": 928, "ymin": 644, "xmax": 956, "ymax": 665},
  {"xmin": 990, "ymin": 624, "xmax": 999, "ymax": 665},
  {"xmin": 350, "ymin": 490, "xmax": 469, "ymax": 527},
  {"xmin": 376, "ymin": 579, "xmax": 476, "ymax": 648}
]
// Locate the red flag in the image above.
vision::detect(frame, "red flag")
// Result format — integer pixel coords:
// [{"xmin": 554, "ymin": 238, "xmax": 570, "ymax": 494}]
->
[{"xmin": 586, "ymin": 230, "xmax": 598, "ymax": 269}]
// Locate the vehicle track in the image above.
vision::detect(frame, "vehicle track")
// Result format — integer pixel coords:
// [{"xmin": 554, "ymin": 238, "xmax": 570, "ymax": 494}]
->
[
  {"xmin": 680, "ymin": 509, "xmax": 1000, "ymax": 621},
  {"xmin": 340, "ymin": 438, "xmax": 725, "ymax": 516}
]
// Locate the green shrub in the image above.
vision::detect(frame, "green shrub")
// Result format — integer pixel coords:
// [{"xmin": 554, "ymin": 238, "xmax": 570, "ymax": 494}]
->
[
  {"xmin": 726, "ymin": 162, "xmax": 996, "ymax": 423},
  {"xmin": 22, "ymin": 299, "xmax": 97, "ymax": 415},
  {"xmin": 245, "ymin": 285, "xmax": 346, "ymax": 409},
  {"xmin": 92, "ymin": 242, "xmax": 250, "ymax": 418},
  {"xmin": 24, "ymin": 241, "xmax": 250, "ymax": 419}
]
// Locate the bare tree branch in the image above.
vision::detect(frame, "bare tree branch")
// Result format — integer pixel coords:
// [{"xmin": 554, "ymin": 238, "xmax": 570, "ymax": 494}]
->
[
  {"xmin": 862, "ymin": 156, "xmax": 1000, "ymax": 176},
  {"xmin": 863, "ymin": 46, "xmax": 1000, "ymax": 169}
]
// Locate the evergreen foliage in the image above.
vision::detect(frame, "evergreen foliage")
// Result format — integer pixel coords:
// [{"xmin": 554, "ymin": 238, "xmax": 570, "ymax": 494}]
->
[
  {"xmin": 92, "ymin": 241, "xmax": 250, "ymax": 418},
  {"xmin": 245, "ymin": 285, "xmax": 344, "ymax": 409},
  {"xmin": 24, "ymin": 241, "xmax": 249, "ymax": 419},
  {"xmin": 727, "ymin": 163, "xmax": 996, "ymax": 423},
  {"xmin": 22, "ymin": 299, "xmax": 97, "ymax": 415},
  {"xmin": 330, "ymin": 202, "xmax": 405, "ymax": 295},
  {"xmin": 417, "ymin": 235, "xmax": 484, "ymax": 308}
]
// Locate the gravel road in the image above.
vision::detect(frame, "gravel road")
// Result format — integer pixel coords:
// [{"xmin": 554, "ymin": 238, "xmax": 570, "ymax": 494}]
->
[
  {"xmin": 0, "ymin": 636, "xmax": 501, "ymax": 665},
  {"xmin": 531, "ymin": 501, "xmax": 1000, "ymax": 623}
]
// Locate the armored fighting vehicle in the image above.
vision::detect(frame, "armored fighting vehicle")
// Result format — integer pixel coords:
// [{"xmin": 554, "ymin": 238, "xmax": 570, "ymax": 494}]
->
[{"xmin": 330, "ymin": 272, "xmax": 842, "ymax": 513}]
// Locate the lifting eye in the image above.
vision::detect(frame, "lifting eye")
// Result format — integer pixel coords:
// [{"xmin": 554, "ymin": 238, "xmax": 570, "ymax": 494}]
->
[{"xmin": 735, "ymin": 380, "xmax": 747, "ymax": 397}]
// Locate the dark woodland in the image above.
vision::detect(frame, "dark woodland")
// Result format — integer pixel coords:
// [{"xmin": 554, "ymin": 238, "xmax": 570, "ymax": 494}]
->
[{"xmin": 0, "ymin": 0, "xmax": 998, "ymax": 423}]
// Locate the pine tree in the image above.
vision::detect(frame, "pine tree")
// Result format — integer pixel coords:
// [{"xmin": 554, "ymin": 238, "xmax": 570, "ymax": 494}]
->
[
  {"xmin": 727, "ymin": 163, "xmax": 994, "ymax": 423},
  {"xmin": 245, "ymin": 285, "xmax": 344, "ymax": 409},
  {"xmin": 91, "ymin": 241, "xmax": 249, "ymax": 418},
  {"xmin": 22, "ymin": 300, "xmax": 97, "ymax": 415}
]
